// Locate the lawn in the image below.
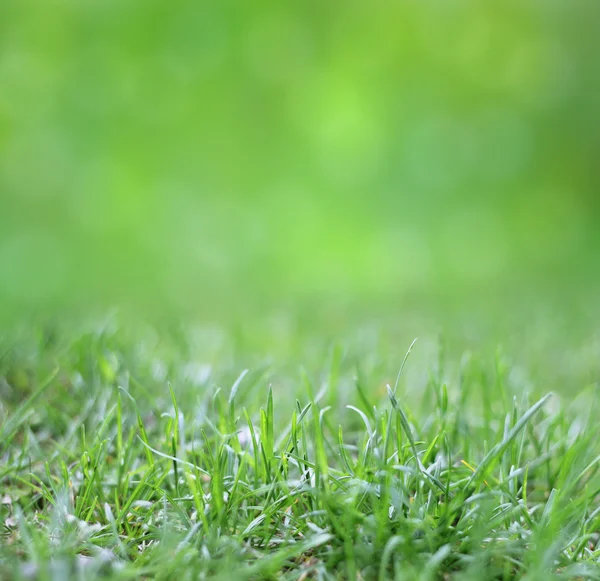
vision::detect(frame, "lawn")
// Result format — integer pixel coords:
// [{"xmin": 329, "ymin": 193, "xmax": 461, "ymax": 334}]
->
[
  {"xmin": 2, "ymin": 3, "xmax": 599, "ymax": 579},
  {"xmin": 1, "ymin": 309, "xmax": 599, "ymax": 581}
]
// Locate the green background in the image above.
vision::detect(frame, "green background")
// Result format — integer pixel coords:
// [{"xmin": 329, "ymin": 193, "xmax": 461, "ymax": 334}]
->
[{"xmin": 1, "ymin": 1, "xmax": 599, "ymax": 318}]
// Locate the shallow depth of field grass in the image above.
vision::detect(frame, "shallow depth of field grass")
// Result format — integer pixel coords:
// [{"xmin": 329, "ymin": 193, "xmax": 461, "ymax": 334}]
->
[
  {"xmin": 2, "ymin": 2, "xmax": 600, "ymax": 580},
  {"xmin": 1, "ymin": 313, "xmax": 599, "ymax": 581}
]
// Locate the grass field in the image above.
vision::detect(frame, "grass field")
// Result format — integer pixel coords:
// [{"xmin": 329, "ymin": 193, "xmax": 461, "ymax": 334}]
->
[
  {"xmin": 1, "ymin": 308, "xmax": 599, "ymax": 581},
  {"xmin": 2, "ymin": 3, "xmax": 600, "ymax": 579}
]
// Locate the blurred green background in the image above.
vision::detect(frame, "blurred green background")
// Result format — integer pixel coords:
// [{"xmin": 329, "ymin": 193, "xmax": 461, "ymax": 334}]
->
[{"xmin": 1, "ymin": 1, "xmax": 599, "ymax": 319}]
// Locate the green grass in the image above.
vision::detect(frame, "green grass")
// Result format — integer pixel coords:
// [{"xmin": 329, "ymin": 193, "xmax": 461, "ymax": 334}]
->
[{"xmin": 1, "ymin": 318, "xmax": 600, "ymax": 580}]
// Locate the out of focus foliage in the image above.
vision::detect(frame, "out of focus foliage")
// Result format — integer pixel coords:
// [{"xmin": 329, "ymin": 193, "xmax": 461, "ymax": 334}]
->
[{"xmin": 1, "ymin": 1, "xmax": 599, "ymax": 316}]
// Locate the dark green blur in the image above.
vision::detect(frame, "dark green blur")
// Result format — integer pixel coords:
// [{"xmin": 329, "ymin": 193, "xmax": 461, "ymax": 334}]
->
[{"xmin": 1, "ymin": 1, "xmax": 599, "ymax": 318}]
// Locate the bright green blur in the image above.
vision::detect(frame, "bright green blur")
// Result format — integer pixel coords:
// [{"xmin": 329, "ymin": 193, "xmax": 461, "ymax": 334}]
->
[{"xmin": 1, "ymin": 1, "xmax": 599, "ymax": 317}]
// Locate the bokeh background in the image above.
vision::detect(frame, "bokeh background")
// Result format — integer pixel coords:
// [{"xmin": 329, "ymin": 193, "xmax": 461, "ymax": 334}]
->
[{"xmin": 1, "ymin": 1, "xmax": 599, "ymax": 320}]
